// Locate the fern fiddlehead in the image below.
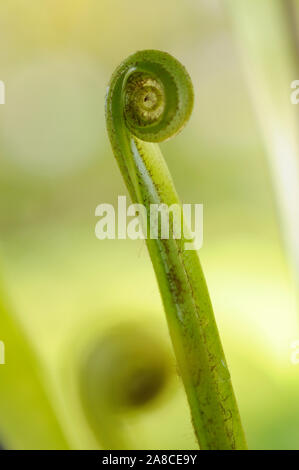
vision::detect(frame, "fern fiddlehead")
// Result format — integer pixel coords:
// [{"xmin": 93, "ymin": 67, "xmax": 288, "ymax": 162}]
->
[{"xmin": 105, "ymin": 50, "xmax": 247, "ymax": 450}]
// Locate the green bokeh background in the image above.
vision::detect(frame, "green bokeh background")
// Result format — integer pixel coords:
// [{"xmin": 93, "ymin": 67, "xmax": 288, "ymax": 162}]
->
[{"xmin": 0, "ymin": 0, "xmax": 298, "ymax": 449}]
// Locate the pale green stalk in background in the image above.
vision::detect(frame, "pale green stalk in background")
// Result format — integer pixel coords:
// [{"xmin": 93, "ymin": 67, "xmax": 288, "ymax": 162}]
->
[
  {"xmin": 227, "ymin": 0, "xmax": 299, "ymax": 298},
  {"xmin": 0, "ymin": 274, "xmax": 69, "ymax": 449},
  {"xmin": 106, "ymin": 50, "xmax": 247, "ymax": 450}
]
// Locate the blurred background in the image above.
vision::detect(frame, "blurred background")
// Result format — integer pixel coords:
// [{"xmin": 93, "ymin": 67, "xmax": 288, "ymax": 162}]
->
[{"xmin": 0, "ymin": 0, "xmax": 299, "ymax": 450}]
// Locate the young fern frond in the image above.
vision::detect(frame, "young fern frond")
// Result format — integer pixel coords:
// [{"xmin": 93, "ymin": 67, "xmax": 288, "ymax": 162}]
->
[{"xmin": 105, "ymin": 50, "xmax": 247, "ymax": 450}]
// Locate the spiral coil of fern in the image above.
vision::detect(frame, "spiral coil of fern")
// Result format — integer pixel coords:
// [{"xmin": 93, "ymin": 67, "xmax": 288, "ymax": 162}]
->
[{"xmin": 105, "ymin": 50, "xmax": 247, "ymax": 450}]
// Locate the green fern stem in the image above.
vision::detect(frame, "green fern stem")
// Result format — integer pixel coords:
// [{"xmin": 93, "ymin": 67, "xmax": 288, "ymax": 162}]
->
[{"xmin": 105, "ymin": 50, "xmax": 247, "ymax": 450}]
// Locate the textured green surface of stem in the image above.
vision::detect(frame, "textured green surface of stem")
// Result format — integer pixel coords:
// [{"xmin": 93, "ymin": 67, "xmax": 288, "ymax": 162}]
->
[{"xmin": 105, "ymin": 50, "xmax": 247, "ymax": 450}]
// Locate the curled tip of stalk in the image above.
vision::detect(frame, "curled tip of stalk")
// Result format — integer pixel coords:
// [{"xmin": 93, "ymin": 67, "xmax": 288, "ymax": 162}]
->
[{"xmin": 106, "ymin": 50, "xmax": 194, "ymax": 143}]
